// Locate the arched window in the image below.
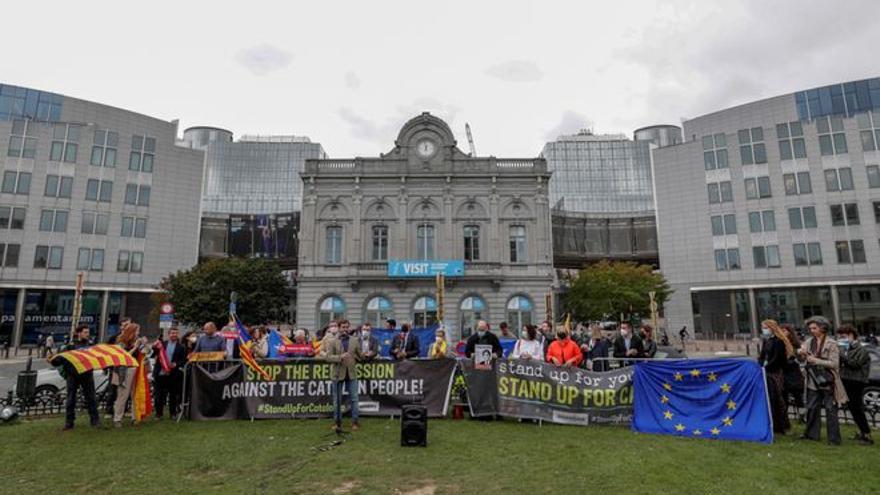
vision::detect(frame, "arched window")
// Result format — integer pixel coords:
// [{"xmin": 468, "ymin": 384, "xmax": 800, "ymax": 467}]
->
[
  {"xmin": 364, "ymin": 296, "xmax": 392, "ymax": 327},
  {"xmin": 317, "ymin": 295, "xmax": 346, "ymax": 329},
  {"xmin": 463, "ymin": 225, "xmax": 480, "ymax": 261},
  {"xmin": 459, "ymin": 295, "xmax": 487, "ymax": 339},
  {"xmin": 412, "ymin": 296, "xmax": 438, "ymax": 328},
  {"xmin": 506, "ymin": 295, "xmax": 533, "ymax": 337}
]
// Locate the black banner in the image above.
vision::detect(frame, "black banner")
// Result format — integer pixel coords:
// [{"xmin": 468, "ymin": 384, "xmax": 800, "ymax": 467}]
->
[
  {"xmin": 189, "ymin": 359, "xmax": 457, "ymax": 420},
  {"xmin": 462, "ymin": 360, "xmax": 634, "ymax": 425}
]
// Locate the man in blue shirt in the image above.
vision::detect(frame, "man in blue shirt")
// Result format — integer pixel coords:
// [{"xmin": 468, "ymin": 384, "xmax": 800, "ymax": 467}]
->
[{"xmin": 193, "ymin": 322, "xmax": 225, "ymax": 353}]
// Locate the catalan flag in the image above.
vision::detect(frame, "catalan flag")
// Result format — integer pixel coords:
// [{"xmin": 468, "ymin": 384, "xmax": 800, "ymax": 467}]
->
[
  {"xmin": 231, "ymin": 314, "xmax": 271, "ymax": 381},
  {"xmin": 132, "ymin": 349, "xmax": 153, "ymax": 422},
  {"xmin": 50, "ymin": 344, "xmax": 138, "ymax": 374}
]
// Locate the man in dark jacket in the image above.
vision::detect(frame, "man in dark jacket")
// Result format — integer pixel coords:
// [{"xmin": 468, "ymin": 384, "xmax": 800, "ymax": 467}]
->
[
  {"xmin": 61, "ymin": 325, "xmax": 101, "ymax": 430},
  {"xmin": 838, "ymin": 325, "xmax": 873, "ymax": 445},
  {"xmin": 612, "ymin": 322, "xmax": 645, "ymax": 366},
  {"xmin": 355, "ymin": 322, "xmax": 380, "ymax": 361},
  {"xmin": 390, "ymin": 323, "xmax": 420, "ymax": 360},
  {"xmin": 152, "ymin": 327, "xmax": 188, "ymax": 419},
  {"xmin": 465, "ymin": 320, "xmax": 503, "ymax": 359}
]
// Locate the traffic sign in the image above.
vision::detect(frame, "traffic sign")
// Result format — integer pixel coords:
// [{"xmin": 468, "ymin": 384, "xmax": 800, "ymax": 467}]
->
[{"xmin": 160, "ymin": 302, "xmax": 175, "ymax": 315}]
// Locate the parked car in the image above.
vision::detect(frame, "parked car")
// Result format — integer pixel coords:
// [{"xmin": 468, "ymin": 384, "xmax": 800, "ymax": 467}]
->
[
  {"xmin": 861, "ymin": 344, "xmax": 880, "ymax": 414},
  {"xmin": 14, "ymin": 367, "xmax": 111, "ymax": 401}
]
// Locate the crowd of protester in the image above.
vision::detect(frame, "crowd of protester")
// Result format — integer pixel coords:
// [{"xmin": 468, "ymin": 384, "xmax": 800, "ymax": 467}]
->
[{"xmin": 52, "ymin": 313, "xmax": 875, "ymax": 446}]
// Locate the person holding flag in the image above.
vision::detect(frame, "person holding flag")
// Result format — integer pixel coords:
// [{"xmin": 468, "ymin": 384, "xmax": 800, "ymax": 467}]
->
[{"xmin": 59, "ymin": 325, "xmax": 101, "ymax": 430}]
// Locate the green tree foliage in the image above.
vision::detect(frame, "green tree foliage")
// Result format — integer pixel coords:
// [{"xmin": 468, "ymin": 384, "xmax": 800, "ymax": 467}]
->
[
  {"xmin": 564, "ymin": 260, "xmax": 671, "ymax": 322},
  {"xmin": 159, "ymin": 258, "xmax": 290, "ymax": 326}
]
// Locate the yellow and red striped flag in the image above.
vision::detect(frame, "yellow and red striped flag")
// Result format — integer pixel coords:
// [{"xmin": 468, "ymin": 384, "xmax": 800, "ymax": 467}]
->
[
  {"xmin": 132, "ymin": 350, "xmax": 153, "ymax": 423},
  {"xmin": 50, "ymin": 344, "xmax": 138, "ymax": 374},
  {"xmin": 232, "ymin": 315, "xmax": 271, "ymax": 381}
]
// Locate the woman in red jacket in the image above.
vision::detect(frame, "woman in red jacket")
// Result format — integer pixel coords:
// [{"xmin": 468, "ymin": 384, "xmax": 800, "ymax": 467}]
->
[{"xmin": 546, "ymin": 327, "xmax": 583, "ymax": 367}]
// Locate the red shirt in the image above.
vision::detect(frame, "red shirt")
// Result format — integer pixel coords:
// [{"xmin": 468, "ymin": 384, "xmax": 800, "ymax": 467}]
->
[{"xmin": 546, "ymin": 338, "xmax": 583, "ymax": 367}]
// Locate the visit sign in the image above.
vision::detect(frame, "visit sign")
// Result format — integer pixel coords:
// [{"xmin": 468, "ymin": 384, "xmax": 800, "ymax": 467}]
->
[{"xmin": 387, "ymin": 260, "xmax": 465, "ymax": 278}]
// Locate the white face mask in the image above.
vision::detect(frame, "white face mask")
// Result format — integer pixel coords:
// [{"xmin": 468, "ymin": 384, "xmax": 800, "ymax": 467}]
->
[
  {"xmin": 362, "ymin": 330, "xmax": 370, "ymax": 338},
  {"xmin": 761, "ymin": 327, "xmax": 771, "ymax": 337}
]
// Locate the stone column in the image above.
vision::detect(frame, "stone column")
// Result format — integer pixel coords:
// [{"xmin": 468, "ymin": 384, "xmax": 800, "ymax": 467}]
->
[{"xmin": 830, "ymin": 284, "xmax": 842, "ymax": 328}]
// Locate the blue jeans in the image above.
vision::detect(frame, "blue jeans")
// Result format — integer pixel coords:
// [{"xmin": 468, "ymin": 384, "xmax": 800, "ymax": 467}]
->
[{"xmin": 333, "ymin": 378, "xmax": 359, "ymax": 424}]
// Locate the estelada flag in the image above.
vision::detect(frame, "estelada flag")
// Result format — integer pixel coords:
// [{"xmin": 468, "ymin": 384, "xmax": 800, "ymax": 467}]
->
[
  {"xmin": 132, "ymin": 350, "xmax": 152, "ymax": 423},
  {"xmin": 50, "ymin": 344, "xmax": 138, "ymax": 374}
]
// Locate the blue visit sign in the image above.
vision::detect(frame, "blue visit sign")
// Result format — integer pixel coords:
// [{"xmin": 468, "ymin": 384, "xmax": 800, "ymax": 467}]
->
[{"xmin": 387, "ymin": 260, "xmax": 465, "ymax": 278}]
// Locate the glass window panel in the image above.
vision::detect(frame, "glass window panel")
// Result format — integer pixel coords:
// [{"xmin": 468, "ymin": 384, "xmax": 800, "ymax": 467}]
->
[
  {"xmin": 727, "ymin": 248, "xmax": 741, "ymax": 270},
  {"xmin": 745, "ymin": 178, "xmax": 757, "ymax": 199},
  {"xmin": 44, "ymin": 175, "xmax": 58, "ymax": 197},
  {"xmin": 129, "ymin": 152, "xmax": 141, "ymax": 171},
  {"xmin": 825, "ymin": 169, "xmax": 839, "ymax": 191},
  {"xmin": 867, "ymin": 165, "xmax": 880, "ymax": 188},
  {"xmin": 95, "ymin": 213, "xmax": 108, "ymax": 235},
  {"xmin": 16, "ymin": 172, "xmax": 30, "ymax": 194},
  {"xmin": 39, "ymin": 210, "xmax": 53, "ymax": 231},
  {"xmin": 121, "ymin": 216, "xmax": 134, "ymax": 237},
  {"xmin": 714, "ymin": 133, "xmax": 726, "ymax": 147},
  {"xmin": 104, "ymin": 148, "xmax": 116, "ymax": 167},
  {"xmin": 11, "ymin": 208, "xmax": 24, "ymax": 228},
  {"xmin": 792, "ymin": 138, "xmax": 807, "ymax": 158},
  {"xmin": 793, "ymin": 244, "xmax": 808, "ymax": 266},
  {"xmin": 720, "ymin": 181, "xmax": 733, "ymax": 202},
  {"xmin": 851, "ymin": 240, "xmax": 866, "ymax": 263},
  {"xmin": 766, "ymin": 245, "xmax": 781, "ymax": 267},
  {"xmin": 789, "ymin": 208, "xmax": 803, "ymax": 230},
  {"xmin": 776, "ymin": 123, "xmax": 789, "ymax": 138},
  {"xmin": 724, "ymin": 214, "xmax": 737, "ymax": 234},
  {"xmin": 137, "ymin": 186, "xmax": 150, "ymax": 206},
  {"xmin": 819, "ymin": 135, "xmax": 834, "ymax": 156},
  {"xmin": 762, "ymin": 210, "xmax": 776, "ymax": 231},
  {"xmin": 715, "ymin": 250, "xmax": 727, "ymax": 271},
  {"xmin": 757, "ymin": 176, "xmax": 771, "ymax": 197},
  {"xmin": 808, "ymin": 243, "xmax": 823, "ymax": 265},
  {"xmin": 64, "ymin": 143, "xmax": 77, "ymax": 163},
  {"xmin": 117, "ymin": 250, "xmax": 130, "ymax": 271},
  {"xmin": 1, "ymin": 171, "xmax": 15, "ymax": 193},
  {"xmin": 99, "ymin": 181, "xmax": 113, "ymax": 202},
  {"xmin": 107, "ymin": 132, "xmax": 118, "ymax": 147},
  {"xmin": 91, "ymin": 249, "xmax": 104, "ymax": 271},
  {"xmin": 749, "ymin": 212, "xmax": 762, "ymax": 232},
  {"xmin": 838, "ymin": 168, "xmax": 854, "ymax": 190},
  {"xmin": 90, "ymin": 146, "xmax": 103, "ymax": 166},
  {"xmin": 830, "ymin": 204, "xmax": 845, "ymax": 226},
  {"xmin": 833, "ymin": 133, "xmax": 848, "ymax": 154},
  {"xmin": 59, "ymin": 176, "xmax": 72, "ymax": 198},
  {"xmin": 125, "ymin": 184, "xmax": 137, "ymax": 204},
  {"xmin": 751, "ymin": 127, "xmax": 764, "ymax": 142},
  {"xmin": 753, "ymin": 246, "xmax": 767, "ymax": 268},
  {"xmin": 0, "ymin": 206, "xmax": 9, "ymax": 228},
  {"xmin": 845, "ymin": 203, "xmax": 860, "ymax": 225},
  {"xmin": 803, "ymin": 207, "xmax": 817, "ymax": 228},
  {"xmin": 134, "ymin": 218, "xmax": 147, "ymax": 238},
  {"xmin": 783, "ymin": 173, "xmax": 797, "ymax": 195},
  {"xmin": 790, "ymin": 121, "xmax": 803, "ymax": 136},
  {"xmin": 53, "ymin": 124, "xmax": 66, "ymax": 139},
  {"xmin": 816, "ymin": 117, "xmax": 830, "ymax": 134},
  {"xmin": 77, "ymin": 248, "xmax": 91, "ymax": 270},
  {"xmin": 711, "ymin": 216, "xmax": 723, "ymax": 236},
  {"xmin": 130, "ymin": 252, "xmax": 143, "ymax": 272},
  {"xmin": 53, "ymin": 211, "xmax": 67, "ymax": 232},
  {"xmin": 4, "ymin": 243, "xmax": 19, "ymax": 267},
  {"xmin": 702, "ymin": 135, "xmax": 713, "ymax": 150},
  {"xmin": 861, "ymin": 130, "xmax": 876, "ymax": 151},
  {"xmin": 81, "ymin": 211, "xmax": 95, "ymax": 234},
  {"xmin": 716, "ymin": 149, "xmax": 728, "ymax": 168},
  {"xmin": 144, "ymin": 137, "xmax": 155, "ymax": 153},
  {"xmin": 86, "ymin": 179, "xmax": 99, "ymax": 200},
  {"xmin": 94, "ymin": 129, "xmax": 106, "ymax": 145},
  {"xmin": 797, "ymin": 171, "xmax": 812, "ymax": 193},
  {"xmin": 33, "ymin": 246, "xmax": 48, "ymax": 268},
  {"xmin": 753, "ymin": 143, "xmax": 767, "ymax": 163},
  {"xmin": 779, "ymin": 140, "xmax": 793, "ymax": 161},
  {"xmin": 707, "ymin": 183, "xmax": 720, "ymax": 204},
  {"xmin": 48, "ymin": 246, "xmax": 63, "ymax": 269},
  {"xmin": 740, "ymin": 145, "xmax": 753, "ymax": 165},
  {"xmin": 704, "ymin": 151, "xmax": 716, "ymax": 170},
  {"xmin": 141, "ymin": 154, "xmax": 153, "ymax": 173},
  {"xmin": 737, "ymin": 129, "xmax": 751, "ymax": 144},
  {"xmin": 132, "ymin": 135, "xmax": 143, "ymax": 150}
]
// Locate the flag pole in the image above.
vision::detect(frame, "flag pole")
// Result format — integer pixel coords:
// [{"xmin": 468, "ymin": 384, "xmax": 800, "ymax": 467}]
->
[{"xmin": 69, "ymin": 272, "xmax": 85, "ymax": 342}]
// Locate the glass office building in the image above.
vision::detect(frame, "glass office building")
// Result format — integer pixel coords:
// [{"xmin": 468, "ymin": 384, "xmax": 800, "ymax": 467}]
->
[{"xmin": 655, "ymin": 77, "xmax": 880, "ymax": 337}]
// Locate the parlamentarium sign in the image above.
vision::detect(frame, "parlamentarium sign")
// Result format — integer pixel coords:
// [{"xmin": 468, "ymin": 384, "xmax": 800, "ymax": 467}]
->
[{"xmin": 387, "ymin": 260, "xmax": 465, "ymax": 278}]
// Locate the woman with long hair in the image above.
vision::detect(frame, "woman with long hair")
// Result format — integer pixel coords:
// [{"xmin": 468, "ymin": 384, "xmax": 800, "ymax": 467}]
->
[
  {"xmin": 780, "ymin": 324, "xmax": 804, "ymax": 411},
  {"xmin": 112, "ymin": 322, "xmax": 141, "ymax": 428},
  {"xmin": 759, "ymin": 319, "xmax": 793, "ymax": 434}
]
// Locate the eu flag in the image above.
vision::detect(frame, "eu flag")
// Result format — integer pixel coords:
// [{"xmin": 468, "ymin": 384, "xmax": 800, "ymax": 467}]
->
[{"xmin": 632, "ymin": 359, "xmax": 773, "ymax": 444}]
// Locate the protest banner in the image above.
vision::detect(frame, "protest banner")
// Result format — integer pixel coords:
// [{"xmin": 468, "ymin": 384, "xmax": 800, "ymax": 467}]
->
[
  {"xmin": 461, "ymin": 359, "xmax": 634, "ymax": 425},
  {"xmin": 189, "ymin": 358, "xmax": 457, "ymax": 420}
]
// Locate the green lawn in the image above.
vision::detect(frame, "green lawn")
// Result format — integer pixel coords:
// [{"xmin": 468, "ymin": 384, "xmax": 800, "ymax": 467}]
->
[{"xmin": 0, "ymin": 416, "xmax": 875, "ymax": 495}]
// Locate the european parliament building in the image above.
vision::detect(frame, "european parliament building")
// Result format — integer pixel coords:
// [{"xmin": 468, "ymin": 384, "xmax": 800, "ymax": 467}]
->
[
  {"xmin": 0, "ymin": 83, "xmax": 204, "ymax": 346},
  {"xmin": 655, "ymin": 77, "xmax": 880, "ymax": 336}
]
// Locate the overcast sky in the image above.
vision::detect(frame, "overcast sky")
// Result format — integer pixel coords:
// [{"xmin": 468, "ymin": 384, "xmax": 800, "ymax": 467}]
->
[{"xmin": 2, "ymin": 0, "xmax": 879, "ymax": 157}]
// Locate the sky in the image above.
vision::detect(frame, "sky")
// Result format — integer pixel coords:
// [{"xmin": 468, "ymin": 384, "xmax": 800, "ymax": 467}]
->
[{"xmin": 2, "ymin": 0, "xmax": 879, "ymax": 158}]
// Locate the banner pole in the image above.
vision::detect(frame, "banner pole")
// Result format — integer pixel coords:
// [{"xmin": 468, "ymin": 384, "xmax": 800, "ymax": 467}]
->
[{"xmin": 69, "ymin": 272, "xmax": 85, "ymax": 342}]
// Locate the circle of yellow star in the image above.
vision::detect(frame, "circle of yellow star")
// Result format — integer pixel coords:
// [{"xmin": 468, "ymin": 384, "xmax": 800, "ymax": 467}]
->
[
  {"xmin": 660, "ymin": 394, "xmax": 669, "ymax": 404},
  {"xmin": 726, "ymin": 399, "xmax": 737, "ymax": 410},
  {"xmin": 722, "ymin": 416, "xmax": 733, "ymax": 426},
  {"xmin": 663, "ymin": 410, "xmax": 674, "ymax": 420},
  {"xmin": 663, "ymin": 382, "xmax": 672, "ymax": 391},
  {"xmin": 707, "ymin": 372, "xmax": 718, "ymax": 382},
  {"xmin": 675, "ymin": 423, "xmax": 686, "ymax": 432},
  {"xmin": 710, "ymin": 427, "xmax": 721, "ymax": 436},
  {"xmin": 720, "ymin": 383, "xmax": 731, "ymax": 393},
  {"xmin": 690, "ymin": 369, "xmax": 701, "ymax": 378},
  {"xmin": 674, "ymin": 372, "xmax": 684, "ymax": 381},
  {"xmin": 692, "ymin": 429, "xmax": 702, "ymax": 436}
]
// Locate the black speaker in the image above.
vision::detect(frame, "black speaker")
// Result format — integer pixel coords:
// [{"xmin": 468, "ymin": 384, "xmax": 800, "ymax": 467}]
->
[{"xmin": 400, "ymin": 404, "xmax": 428, "ymax": 447}]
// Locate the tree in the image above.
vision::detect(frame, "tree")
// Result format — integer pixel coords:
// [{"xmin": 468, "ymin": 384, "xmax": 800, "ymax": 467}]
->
[
  {"xmin": 159, "ymin": 258, "xmax": 291, "ymax": 326},
  {"xmin": 563, "ymin": 260, "xmax": 671, "ymax": 323}
]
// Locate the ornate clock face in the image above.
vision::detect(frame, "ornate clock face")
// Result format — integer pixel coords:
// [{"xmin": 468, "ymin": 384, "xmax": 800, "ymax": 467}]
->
[{"xmin": 416, "ymin": 139, "xmax": 437, "ymax": 158}]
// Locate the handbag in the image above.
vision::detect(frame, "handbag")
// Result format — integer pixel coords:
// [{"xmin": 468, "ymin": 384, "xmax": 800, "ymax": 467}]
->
[{"xmin": 806, "ymin": 364, "xmax": 833, "ymax": 390}]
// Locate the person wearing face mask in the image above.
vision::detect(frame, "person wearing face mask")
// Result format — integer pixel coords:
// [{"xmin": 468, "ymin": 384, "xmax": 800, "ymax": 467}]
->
[
  {"xmin": 546, "ymin": 327, "xmax": 583, "ymax": 367},
  {"xmin": 429, "ymin": 327, "xmax": 450, "ymax": 359},
  {"xmin": 465, "ymin": 320, "xmax": 502, "ymax": 359},
  {"xmin": 60, "ymin": 325, "xmax": 101, "ymax": 430},
  {"xmin": 837, "ymin": 324, "xmax": 873, "ymax": 445},
  {"xmin": 390, "ymin": 323, "xmax": 421, "ymax": 360},
  {"xmin": 356, "ymin": 322, "xmax": 379, "ymax": 361},
  {"xmin": 511, "ymin": 324, "xmax": 543, "ymax": 361},
  {"xmin": 612, "ymin": 322, "xmax": 645, "ymax": 366},
  {"xmin": 758, "ymin": 319, "xmax": 794, "ymax": 435}
]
